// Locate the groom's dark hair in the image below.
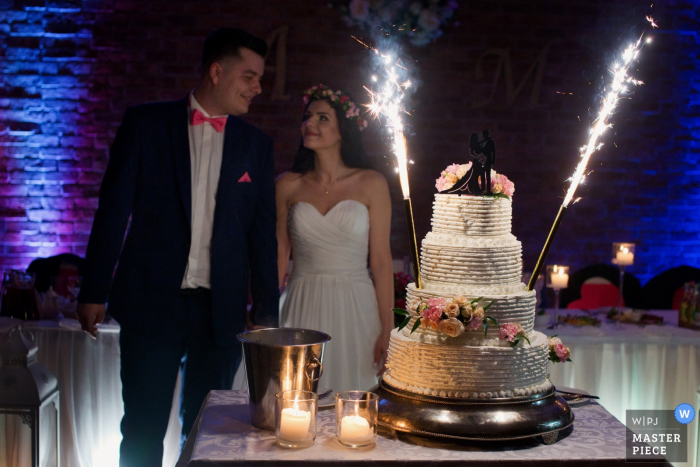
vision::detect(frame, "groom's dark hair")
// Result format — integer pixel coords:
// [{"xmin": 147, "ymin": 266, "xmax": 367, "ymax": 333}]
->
[
  {"xmin": 201, "ymin": 28, "xmax": 267, "ymax": 75},
  {"xmin": 292, "ymin": 97, "xmax": 372, "ymax": 174}
]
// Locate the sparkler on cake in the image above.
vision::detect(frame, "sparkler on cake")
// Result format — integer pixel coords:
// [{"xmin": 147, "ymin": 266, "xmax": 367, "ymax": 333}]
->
[
  {"xmin": 527, "ymin": 34, "xmax": 649, "ymax": 291},
  {"xmin": 362, "ymin": 45, "xmax": 423, "ymax": 288}
]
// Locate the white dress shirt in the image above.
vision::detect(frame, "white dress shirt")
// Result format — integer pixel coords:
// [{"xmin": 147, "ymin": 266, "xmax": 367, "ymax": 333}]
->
[{"xmin": 181, "ymin": 93, "xmax": 226, "ymax": 289}]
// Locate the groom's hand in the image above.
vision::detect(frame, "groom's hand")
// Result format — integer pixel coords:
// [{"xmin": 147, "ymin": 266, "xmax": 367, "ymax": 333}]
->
[{"xmin": 76, "ymin": 303, "xmax": 106, "ymax": 339}]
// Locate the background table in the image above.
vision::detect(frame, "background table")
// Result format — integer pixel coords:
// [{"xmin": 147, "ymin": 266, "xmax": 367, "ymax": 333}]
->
[
  {"xmin": 177, "ymin": 390, "xmax": 672, "ymax": 466},
  {"xmin": 0, "ymin": 317, "xmax": 183, "ymax": 467},
  {"xmin": 536, "ymin": 309, "xmax": 700, "ymax": 467}
]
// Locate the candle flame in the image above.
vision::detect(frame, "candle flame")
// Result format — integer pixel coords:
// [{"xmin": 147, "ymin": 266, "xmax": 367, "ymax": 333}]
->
[
  {"xmin": 553, "ymin": 265, "xmax": 558, "ymax": 272},
  {"xmin": 561, "ymin": 34, "xmax": 648, "ymax": 208}
]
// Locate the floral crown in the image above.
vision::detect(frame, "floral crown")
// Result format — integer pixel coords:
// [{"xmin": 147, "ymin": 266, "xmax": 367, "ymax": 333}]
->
[{"xmin": 302, "ymin": 84, "xmax": 369, "ymax": 131}]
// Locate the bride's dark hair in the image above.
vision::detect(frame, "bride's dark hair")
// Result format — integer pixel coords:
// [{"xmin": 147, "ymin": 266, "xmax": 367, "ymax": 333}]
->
[{"xmin": 291, "ymin": 93, "xmax": 371, "ymax": 174}]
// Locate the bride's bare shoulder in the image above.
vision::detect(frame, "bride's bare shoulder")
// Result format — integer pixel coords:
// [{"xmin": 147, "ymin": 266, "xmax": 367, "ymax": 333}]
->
[
  {"xmin": 357, "ymin": 169, "xmax": 389, "ymax": 191},
  {"xmin": 276, "ymin": 171, "xmax": 304, "ymax": 188}
]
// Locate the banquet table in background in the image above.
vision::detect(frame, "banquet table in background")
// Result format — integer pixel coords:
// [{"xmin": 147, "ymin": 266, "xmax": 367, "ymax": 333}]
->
[
  {"xmin": 536, "ymin": 309, "xmax": 700, "ymax": 467},
  {"xmin": 0, "ymin": 318, "xmax": 184, "ymax": 467},
  {"xmin": 177, "ymin": 390, "xmax": 673, "ymax": 466}
]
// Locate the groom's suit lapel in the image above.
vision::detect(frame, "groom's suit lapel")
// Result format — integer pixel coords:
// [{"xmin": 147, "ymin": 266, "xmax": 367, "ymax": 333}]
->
[
  {"xmin": 219, "ymin": 116, "xmax": 246, "ymax": 194},
  {"xmin": 171, "ymin": 97, "xmax": 192, "ymax": 230},
  {"xmin": 213, "ymin": 116, "xmax": 247, "ymax": 230}
]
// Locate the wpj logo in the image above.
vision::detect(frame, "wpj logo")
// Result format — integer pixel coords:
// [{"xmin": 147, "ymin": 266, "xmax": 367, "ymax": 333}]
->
[{"xmin": 626, "ymin": 410, "xmax": 688, "ymax": 463}]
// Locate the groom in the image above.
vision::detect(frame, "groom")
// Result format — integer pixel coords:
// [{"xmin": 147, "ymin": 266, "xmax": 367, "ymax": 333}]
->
[{"xmin": 77, "ymin": 28, "xmax": 279, "ymax": 467}]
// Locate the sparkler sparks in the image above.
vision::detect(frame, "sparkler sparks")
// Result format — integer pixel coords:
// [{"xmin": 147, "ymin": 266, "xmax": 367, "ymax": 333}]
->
[
  {"xmin": 362, "ymin": 45, "xmax": 415, "ymax": 199},
  {"xmin": 527, "ymin": 27, "xmax": 652, "ymax": 292},
  {"xmin": 561, "ymin": 36, "xmax": 647, "ymax": 207},
  {"xmin": 359, "ymin": 37, "xmax": 422, "ymax": 287},
  {"xmin": 646, "ymin": 15, "xmax": 658, "ymax": 28}
]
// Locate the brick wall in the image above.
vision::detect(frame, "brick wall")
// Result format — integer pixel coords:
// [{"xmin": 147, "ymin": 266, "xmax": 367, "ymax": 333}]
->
[{"xmin": 0, "ymin": 0, "xmax": 698, "ymax": 284}]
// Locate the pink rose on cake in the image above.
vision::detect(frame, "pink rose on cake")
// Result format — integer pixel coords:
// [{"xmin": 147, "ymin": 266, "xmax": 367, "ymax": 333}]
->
[
  {"xmin": 500, "ymin": 322, "xmax": 528, "ymax": 347},
  {"xmin": 490, "ymin": 171, "xmax": 515, "ymax": 198},
  {"xmin": 421, "ymin": 305, "xmax": 443, "ymax": 324},
  {"xmin": 463, "ymin": 305, "xmax": 484, "ymax": 331},
  {"xmin": 465, "ymin": 315, "xmax": 482, "ymax": 332},
  {"xmin": 548, "ymin": 336, "xmax": 572, "ymax": 362},
  {"xmin": 438, "ymin": 318, "xmax": 465, "ymax": 337},
  {"xmin": 499, "ymin": 323, "xmax": 519, "ymax": 342},
  {"xmin": 554, "ymin": 343, "xmax": 570, "ymax": 361},
  {"xmin": 426, "ymin": 297, "xmax": 447, "ymax": 312}
]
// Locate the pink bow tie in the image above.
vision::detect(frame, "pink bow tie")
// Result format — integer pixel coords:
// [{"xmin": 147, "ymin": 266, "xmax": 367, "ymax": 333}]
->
[{"xmin": 191, "ymin": 109, "xmax": 227, "ymax": 132}]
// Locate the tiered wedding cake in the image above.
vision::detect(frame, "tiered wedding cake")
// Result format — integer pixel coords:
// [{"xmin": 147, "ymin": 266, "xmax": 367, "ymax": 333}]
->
[{"xmin": 384, "ymin": 173, "xmax": 556, "ymax": 399}]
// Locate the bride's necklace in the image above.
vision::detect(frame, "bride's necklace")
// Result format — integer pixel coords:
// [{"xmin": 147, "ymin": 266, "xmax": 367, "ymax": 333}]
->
[{"xmin": 313, "ymin": 175, "xmax": 337, "ymax": 194}]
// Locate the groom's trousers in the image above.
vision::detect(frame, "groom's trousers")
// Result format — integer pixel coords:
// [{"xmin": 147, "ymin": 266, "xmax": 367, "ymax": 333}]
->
[{"xmin": 118, "ymin": 288, "xmax": 241, "ymax": 467}]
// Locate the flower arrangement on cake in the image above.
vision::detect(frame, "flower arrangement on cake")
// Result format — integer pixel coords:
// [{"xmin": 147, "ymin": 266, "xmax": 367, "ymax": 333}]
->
[
  {"xmin": 435, "ymin": 162, "xmax": 514, "ymax": 198},
  {"xmin": 548, "ymin": 336, "xmax": 572, "ymax": 362},
  {"xmin": 393, "ymin": 295, "xmax": 499, "ymax": 338},
  {"xmin": 499, "ymin": 322, "xmax": 530, "ymax": 347}
]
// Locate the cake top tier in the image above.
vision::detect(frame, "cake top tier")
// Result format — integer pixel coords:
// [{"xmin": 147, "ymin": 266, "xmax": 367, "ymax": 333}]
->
[{"xmin": 432, "ymin": 194, "xmax": 512, "ymax": 236}]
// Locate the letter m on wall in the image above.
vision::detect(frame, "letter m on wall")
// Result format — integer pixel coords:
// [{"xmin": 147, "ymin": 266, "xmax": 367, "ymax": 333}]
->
[
  {"xmin": 265, "ymin": 26, "xmax": 291, "ymax": 101},
  {"xmin": 472, "ymin": 43, "xmax": 550, "ymax": 108}
]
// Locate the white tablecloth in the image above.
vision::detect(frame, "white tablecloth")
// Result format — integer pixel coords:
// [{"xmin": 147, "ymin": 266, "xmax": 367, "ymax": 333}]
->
[
  {"xmin": 0, "ymin": 318, "xmax": 183, "ymax": 467},
  {"xmin": 2, "ymin": 311, "xmax": 698, "ymax": 467},
  {"xmin": 536, "ymin": 309, "xmax": 700, "ymax": 467},
  {"xmin": 177, "ymin": 390, "xmax": 672, "ymax": 466}
]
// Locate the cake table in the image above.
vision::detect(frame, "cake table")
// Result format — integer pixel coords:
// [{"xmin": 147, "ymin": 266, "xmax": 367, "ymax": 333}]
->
[{"xmin": 176, "ymin": 390, "xmax": 672, "ymax": 467}]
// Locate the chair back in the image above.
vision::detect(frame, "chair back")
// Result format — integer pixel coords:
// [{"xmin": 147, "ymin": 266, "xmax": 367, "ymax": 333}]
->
[
  {"xmin": 559, "ymin": 263, "xmax": 641, "ymax": 309},
  {"xmin": 639, "ymin": 266, "xmax": 700, "ymax": 310}
]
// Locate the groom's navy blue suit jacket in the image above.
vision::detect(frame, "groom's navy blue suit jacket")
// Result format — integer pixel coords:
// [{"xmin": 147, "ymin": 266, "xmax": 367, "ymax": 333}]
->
[{"xmin": 78, "ymin": 97, "xmax": 279, "ymax": 345}]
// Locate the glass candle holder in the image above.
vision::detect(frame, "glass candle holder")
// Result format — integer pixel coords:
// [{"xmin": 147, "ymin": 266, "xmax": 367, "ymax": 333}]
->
[
  {"xmin": 335, "ymin": 391, "xmax": 378, "ymax": 448},
  {"xmin": 612, "ymin": 243, "xmax": 635, "ymax": 328},
  {"xmin": 546, "ymin": 265, "xmax": 569, "ymax": 327},
  {"xmin": 275, "ymin": 390, "xmax": 317, "ymax": 448},
  {"xmin": 612, "ymin": 243, "xmax": 635, "ymax": 266}
]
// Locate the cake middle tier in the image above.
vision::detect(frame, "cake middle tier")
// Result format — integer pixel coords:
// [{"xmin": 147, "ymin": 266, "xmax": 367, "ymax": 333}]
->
[
  {"xmin": 405, "ymin": 283, "xmax": 537, "ymax": 340},
  {"xmin": 420, "ymin": 232, "xmax": 523, "ymax": 288}
]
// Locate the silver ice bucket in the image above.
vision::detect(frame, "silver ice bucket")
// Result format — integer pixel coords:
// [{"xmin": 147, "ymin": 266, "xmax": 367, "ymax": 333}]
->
[{"xmin": 237, "ymin": 328, "xmax": 331, "ymax": 430}]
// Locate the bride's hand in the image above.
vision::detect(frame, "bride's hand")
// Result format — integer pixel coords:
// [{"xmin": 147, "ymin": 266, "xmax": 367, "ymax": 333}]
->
[{"xmin": 373, "ymin": 333, "xmax": 390, "ymax": 376}]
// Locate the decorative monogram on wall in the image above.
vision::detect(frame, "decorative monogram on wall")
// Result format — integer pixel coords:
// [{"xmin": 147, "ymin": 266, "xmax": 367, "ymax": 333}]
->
[
  {"xmin": 265, "ymin": 26, "xmax": 290, "ymax": 101},
  {"xmin": 472, "ymin": 43, "xmax": 550, "ymax": 108}
]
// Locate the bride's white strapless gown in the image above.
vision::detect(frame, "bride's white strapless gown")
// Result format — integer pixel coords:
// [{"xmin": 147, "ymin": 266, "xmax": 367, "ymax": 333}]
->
[
  {"xmin": 232, "ymin": 199, "xmax": 381, "ymax": 393},
  {"xmin": 281, "ymin": 200, "xmax": 381, "ymax": 392}
]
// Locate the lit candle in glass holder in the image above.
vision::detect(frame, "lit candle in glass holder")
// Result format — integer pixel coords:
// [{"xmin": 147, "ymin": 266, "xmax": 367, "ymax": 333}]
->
[
  {"xmin": 613, "ymin": 243, "xmax": 635, "ymax": 266},
  {"xmin": 546, "ymin": 265, "xmax": 569, "ymax": 328},
  {"xmin": 611, "ymin": 243, "xmax": 635, "ymax": 328},
  {"xmin": 275, "ymin": 390, "xmax": 317, "ymax": 448},
  {"xmin": 335, "ymin": 391, "xmax": 378, "ymax": 448}
]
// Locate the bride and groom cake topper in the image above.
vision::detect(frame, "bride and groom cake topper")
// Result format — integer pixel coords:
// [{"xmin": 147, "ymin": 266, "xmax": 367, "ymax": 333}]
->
[{"xmin": 447, "ymin": 129, "xmax": 497, "ymax": 195}]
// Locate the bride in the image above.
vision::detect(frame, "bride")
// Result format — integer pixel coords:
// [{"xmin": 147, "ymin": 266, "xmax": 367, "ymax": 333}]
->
[{"xmin": 276, "ymin": 84, "xmax": 394, "ymax": 392}]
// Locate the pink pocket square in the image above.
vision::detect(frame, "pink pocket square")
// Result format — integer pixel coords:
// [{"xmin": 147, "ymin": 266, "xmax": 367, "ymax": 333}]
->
[{"xmin": 238, "ymin": 172, "xmax": 252, "ymax": 183}]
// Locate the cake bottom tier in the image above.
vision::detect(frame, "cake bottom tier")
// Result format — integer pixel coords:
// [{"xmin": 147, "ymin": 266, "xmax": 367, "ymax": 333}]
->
[{"xmin": 384, "ymin": 328, "xmax": 552, "ymax": 399}]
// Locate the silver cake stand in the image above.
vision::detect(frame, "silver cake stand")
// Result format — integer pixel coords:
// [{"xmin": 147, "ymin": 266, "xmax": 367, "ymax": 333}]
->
[{"xmin": 374, "ymin": 378, "xmax": 574, "ymax": 444}]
